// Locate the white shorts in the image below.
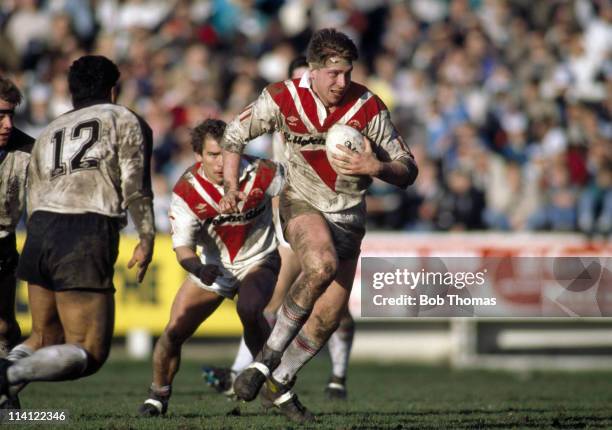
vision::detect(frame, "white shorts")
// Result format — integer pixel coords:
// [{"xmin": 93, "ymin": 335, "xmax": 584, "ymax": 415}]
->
[
  {"xmin": 273, "ymin": 206, "xmax": 290, "ymax": 249},
  {"xmin": 188, "ymin": 250, "xmax": 280, "ymax": 298}
]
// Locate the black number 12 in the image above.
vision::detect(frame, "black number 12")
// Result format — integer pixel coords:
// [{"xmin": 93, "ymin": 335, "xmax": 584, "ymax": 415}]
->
[{"xmin": 51, "ymin": 120, "xmax": 101, "ymax": 179}]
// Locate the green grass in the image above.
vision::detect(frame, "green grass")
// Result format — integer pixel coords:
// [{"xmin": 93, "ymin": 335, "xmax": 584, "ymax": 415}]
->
[{"xmin": 9, "ymin": 355, "xmax": 612, "ymax": 429}]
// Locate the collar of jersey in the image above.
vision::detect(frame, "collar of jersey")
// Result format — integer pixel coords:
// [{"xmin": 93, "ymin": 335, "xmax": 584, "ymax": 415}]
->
[
  {"xmin": 72, "ymin": 98, "xmax": 113, "ymax": 110},
  {"xmin": 297, "ymin": 70, "xmax": 330, "ymax": 125}
]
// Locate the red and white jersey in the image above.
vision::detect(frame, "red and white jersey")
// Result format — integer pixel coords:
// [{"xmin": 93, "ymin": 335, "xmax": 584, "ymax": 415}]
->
[
  {"xmin": 170, "ymin": 156, "xmax": 284, "ymax": 272},
  {"xmin": 223, "ymin": 71, "xmax": 414, "ymax": 213}
]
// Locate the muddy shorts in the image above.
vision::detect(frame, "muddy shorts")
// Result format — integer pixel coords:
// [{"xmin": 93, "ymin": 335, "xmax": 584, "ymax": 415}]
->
[
  {"xmin": 17, "ymin": 211, "xmax": 120, "ymax": 292},
  {"xmin": 278, "ymin": 185, "xmax": 366, "ymax": 260}
]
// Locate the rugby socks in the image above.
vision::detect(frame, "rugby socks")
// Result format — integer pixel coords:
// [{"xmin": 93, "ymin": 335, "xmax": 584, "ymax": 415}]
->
[
  {"xmin": 6, "ymin": 344, "xmax": 88, "ymax": 384},
  {"xmin": 266, "ymin": 296, "xmax": 310, "ymax": 353},
  {"xmin": 6, "ymin": 344, "xmax": 33, "ymax": 397},
  {"xmin": 263, "ymin": 310, "xmax": 277, "ymax": 329},
  {"xmin": 6, "ymin": 344, "xmax": 33, "ymax": 362},
  {"xmin": 231, "ymin": 337, "xmax": 253, "ymax": 374},
  {"xmin": 328, "ymin": 316, "xmax": 355, "ymax": 379},
  {"xmin": 272, "ymin": 331, "xmax": 325, "ymax": 385}
]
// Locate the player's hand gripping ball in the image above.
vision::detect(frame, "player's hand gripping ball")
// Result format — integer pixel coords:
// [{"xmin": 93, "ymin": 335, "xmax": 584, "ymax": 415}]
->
[{"xmin": 325, "ymin": 124, "xmax": 363, "ymax": 173}]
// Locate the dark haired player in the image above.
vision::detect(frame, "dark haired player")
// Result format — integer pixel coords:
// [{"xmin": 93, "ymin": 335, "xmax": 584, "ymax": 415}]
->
[
  {"xmin": 138, "ymin": 119, "xmax": 285, "ymax": 416},
  {"xmin": 0, "ymin": 77, "xmax": 33, "ymax": 361},
  {"xmin": 221, "ymin": 29, "xmax": 418, "ymax": 422},
  {"xmin": 0, "ymin": 55, "xmax": 155, "ymax": 407}
]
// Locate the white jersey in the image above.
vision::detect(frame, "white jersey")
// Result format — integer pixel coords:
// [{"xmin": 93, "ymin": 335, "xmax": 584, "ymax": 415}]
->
[
  {"xmin": 223, "ymin": 71, "xmax": 414, "ymax": 213},
  {"xmin": 27, "ymin": 102, "xmax": 153, "ymax": 218},
  {"xmin": 0, "ymin": 128, "xmax": 33, "ymax": 238},
  {"xmin": 170, "ymin": 156, "xmax": 284, "ymax": 273}
]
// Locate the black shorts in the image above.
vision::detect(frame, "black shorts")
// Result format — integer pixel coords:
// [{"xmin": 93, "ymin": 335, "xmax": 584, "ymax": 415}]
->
[
  {"xmin": 0, "ymin": 233, "xmax": 19, "ymax": 280},
  {"xmin": 17, "ymin": 211, "xmax": 120, "ymax": 292}
]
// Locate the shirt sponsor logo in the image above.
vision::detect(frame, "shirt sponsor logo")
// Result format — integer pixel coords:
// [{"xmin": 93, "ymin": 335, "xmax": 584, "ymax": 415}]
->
[
  {"xmin": 211, "ymin": 203, "xmax": 266, "ymax": 225},
  {"xmin": 282, "ymin": 132, "xmax": 325, "ymax": 147}
]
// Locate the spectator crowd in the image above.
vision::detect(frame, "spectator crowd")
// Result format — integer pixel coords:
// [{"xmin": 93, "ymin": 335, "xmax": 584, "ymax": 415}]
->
[{"xmin": 1, "ymin": 0, "xmax": 610, "ymax": 236}]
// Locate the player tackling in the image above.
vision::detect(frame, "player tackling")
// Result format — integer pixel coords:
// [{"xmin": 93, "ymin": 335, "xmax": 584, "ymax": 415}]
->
[{"xmin": 220, "ymin": 28, "xmax": 418, "ymax": 422}]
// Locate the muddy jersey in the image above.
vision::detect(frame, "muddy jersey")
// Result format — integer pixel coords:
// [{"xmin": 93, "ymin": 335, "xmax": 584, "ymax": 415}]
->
[
  {"xmin": 170, "ymin": 156, "xmax": 284, "ymax": 272},
  {"xmin": 0, "ymin": 128, "xmax": 34, "ymax": 238},
  {"xmin": 27, "ymin": 102, "xmax": 152, "ymax": 218},
  {"xmin": 222, "ymin": 71, "xmax": 414, "ymax": 213}
]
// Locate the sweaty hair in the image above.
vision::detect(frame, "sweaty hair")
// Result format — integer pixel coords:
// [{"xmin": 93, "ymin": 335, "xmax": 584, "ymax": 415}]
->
[
  {"xmin": 288, "ymin": 56, "xmax": 308, "ymax": 78},
  {"xmin": 0, "ymin": 77, "xmax": 22, "ymax": 105},
  {"xmin": 68, "ymin": 55, "xmax": 120, "ymax": 104},
  {"xmin": 191, "ymin": 119, "xmax": 226, "ymax": 153},
  {"xmin": 306, "ymin": 28, "xmax": 358, "ymax": 67}
]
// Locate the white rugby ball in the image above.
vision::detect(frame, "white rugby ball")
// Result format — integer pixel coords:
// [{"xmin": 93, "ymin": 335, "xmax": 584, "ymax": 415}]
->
[{"xmin": 325, "ymin": 124, "xmax": 363, "ymax": 171}]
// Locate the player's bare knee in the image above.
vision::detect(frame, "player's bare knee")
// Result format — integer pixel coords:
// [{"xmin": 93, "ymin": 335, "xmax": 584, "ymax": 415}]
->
[
  {"xmin": 164, "ymin": 323, "xmax": 190, "ymax": 346},
  {"xmin": 302, "ymin": 253, "xmax": 337, "ymax": 288}
]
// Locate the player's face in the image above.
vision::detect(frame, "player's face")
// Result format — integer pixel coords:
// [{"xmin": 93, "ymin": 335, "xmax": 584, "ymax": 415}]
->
[
  {"xmin": 196, "ymin": 137, "xmax": 224, "ymax": 185},
  {"xmin": 0, "ymin": 98, "xmax": 16, "ymax": 148},
  {"xmin": 311, "ymin": 64, "xmax": 352, "ymax": 107}
]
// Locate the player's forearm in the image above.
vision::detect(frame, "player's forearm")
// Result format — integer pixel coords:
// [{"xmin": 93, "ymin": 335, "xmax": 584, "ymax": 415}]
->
[
  {"xmin": 127, "ymin": 196, "xmax": 156, "ymax": 240},
  {"xmin": 174, "ymin": 246, "xmax": 202, "ymax": 276},
  {"xmin": 375, "ymin": 158, "xmax": 418, "ymax": 189},
  {"xmin": 222, "ymin": 150, "xmax": 241, "ymax": 192}
]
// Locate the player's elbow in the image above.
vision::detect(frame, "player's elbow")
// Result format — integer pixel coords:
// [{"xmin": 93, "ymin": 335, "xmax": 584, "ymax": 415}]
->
[{"xmin": 397, "ymin": 161, "xmax": 418, "ymax": 189}]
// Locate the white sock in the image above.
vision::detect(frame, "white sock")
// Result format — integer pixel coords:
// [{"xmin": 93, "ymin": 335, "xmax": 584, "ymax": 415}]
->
[
  {"xmin": 266, "ymin": 298, "xmax": 310, "ymax": 352},
  {"xmin": 328, "ymin": 318, "xmax": 355, "ymax": 379},
  {"xmin": 231, "ymin": 337, "xmax": 253, "ymax": 373},
  {"xmin": 7, "ymin": 344, "xmax": 33, "ymax": 362},
  {"xmin": 7, "ymin": 344, "xmax": 34, "ymax": 397},
  {"xmin": 7, "ymin": 344, "xmax": 88, "ymax": 385},
  {"xmin": 272, "ymin": 332, "xmax": 325, "ymax": 385}
]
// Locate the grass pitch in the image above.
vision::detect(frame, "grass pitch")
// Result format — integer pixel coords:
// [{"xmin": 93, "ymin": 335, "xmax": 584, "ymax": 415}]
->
[{"xmin": 11, "ymin": 355, "xmax": 612, "ymax": 429}]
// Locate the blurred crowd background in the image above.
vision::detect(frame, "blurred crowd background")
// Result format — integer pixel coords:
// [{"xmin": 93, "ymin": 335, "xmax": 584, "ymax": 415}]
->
[{"xmin": 1, "ymin": 0, "xmax": 610, "ymax": 236}]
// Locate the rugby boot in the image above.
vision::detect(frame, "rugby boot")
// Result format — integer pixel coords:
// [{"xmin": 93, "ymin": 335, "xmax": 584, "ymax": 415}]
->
[
  {"xmin": 233, "ymin": 345, "xmax": 282, "ymax": 401},
  {"xmin": 260, "ymin": 376, "xmax": 314, "ymax": 423},
  {"xmin": 201, "ymin": 365, "xmax": 236, "ymax": 398},
  {"xmin": 138, "ymin": 386, "xmax": 170, "ymax": 417},
  {"xmin": 260, "ymin": 375, "xmax": 297, "ymax": 410},
  {"xmin": 324, "ymin": 375, "xmax": 347, "ymax": 400}
]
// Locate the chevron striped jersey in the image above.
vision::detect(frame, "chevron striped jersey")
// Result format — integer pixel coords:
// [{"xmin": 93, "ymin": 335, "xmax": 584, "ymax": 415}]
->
[
  {"xmin": 222, "ymin": 71, "xmax": 414, "ymax": 213},
  {"xmin": 170, "ymin": 156, "xmax": 284, "ymax": 272}
]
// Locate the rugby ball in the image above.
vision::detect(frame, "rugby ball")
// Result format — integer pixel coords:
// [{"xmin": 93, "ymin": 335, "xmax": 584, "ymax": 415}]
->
[{"xmin": 325, "ymin": 124, "xmax": 363, "ymax": 172}]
